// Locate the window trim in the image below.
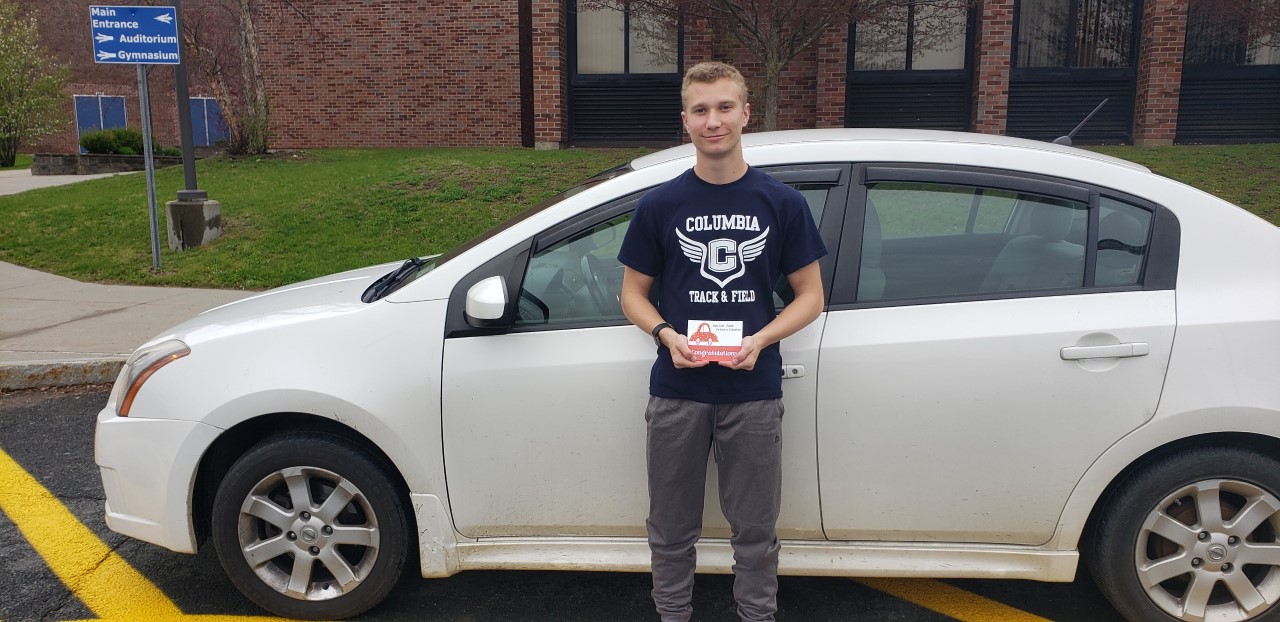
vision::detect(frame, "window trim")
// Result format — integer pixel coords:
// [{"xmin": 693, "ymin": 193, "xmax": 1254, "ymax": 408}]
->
[{"xmin": 828, "ymin": 162, "xmax": 1179, "ymax": 310}]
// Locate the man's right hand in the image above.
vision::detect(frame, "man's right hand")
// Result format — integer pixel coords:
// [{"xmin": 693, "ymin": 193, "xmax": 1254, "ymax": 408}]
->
[{"xmin": 662, "ymin": 330, "xmax": 710, "ymax": 369}]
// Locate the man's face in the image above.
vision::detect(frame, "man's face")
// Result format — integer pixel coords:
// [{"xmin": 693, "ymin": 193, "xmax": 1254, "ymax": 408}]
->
[{"xmin": 681, "ymin": 78, "xmax": 750, "ymax": 159}]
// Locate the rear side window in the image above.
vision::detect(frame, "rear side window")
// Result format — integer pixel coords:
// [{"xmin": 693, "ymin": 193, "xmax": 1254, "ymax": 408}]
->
[
  {"xmin": 860, "ymin": 182, "xmax": 1088, "ymax": 301},
  {"xmin": 1096, "ymin": 197, "xmax": 1152, "ymax": 287}
]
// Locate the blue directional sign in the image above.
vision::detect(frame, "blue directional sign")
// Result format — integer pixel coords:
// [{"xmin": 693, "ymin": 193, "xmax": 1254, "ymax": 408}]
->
[{"xmin": 89, "ymin": 5, "xmax": 181, "ymax": 65}]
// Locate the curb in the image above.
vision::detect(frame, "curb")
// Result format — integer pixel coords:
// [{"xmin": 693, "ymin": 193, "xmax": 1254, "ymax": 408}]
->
[{"xmin": 0, "ymin": 359, "xmax": 125, "ymax": 391}]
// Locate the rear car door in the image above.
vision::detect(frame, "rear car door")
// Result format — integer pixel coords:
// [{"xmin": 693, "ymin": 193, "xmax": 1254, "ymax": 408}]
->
[
  {"xmin": 817, "ymin": 165, "xmax": 1179, "ymax": 544},
  {"xmin": 440, "ymin": 165, "xmax": 848, "ymax": 539}
]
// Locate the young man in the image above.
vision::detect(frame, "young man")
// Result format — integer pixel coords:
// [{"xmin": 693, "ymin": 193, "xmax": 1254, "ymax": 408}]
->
[{"xmin": 617, "ymin": 62, "xmax": 827, "ymax": 622}]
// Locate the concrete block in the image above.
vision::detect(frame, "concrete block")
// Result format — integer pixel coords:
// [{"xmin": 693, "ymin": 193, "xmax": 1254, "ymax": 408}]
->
[{"xmin": 166, "ymin": 199, "xmax": 223, "ymax": 251}]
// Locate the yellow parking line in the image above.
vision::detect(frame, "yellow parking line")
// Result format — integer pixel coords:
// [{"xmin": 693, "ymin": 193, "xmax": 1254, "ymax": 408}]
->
[
  {"xmin": 858, "ymin": 578, "xmax": 1054, "ymax": 622},
  {"xmin": 0, "ymin": 447, "xmax": 294, "ymax": 622},
  {"xmin": 0, "ymin": 447, "xmax": 184, "ymax": 619}
]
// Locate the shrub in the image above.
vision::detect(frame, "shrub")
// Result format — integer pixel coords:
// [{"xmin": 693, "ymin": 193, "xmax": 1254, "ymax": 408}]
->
[
  {"xmin": 78, "ymin": 127, "xmax": 175, "ymax": 156},
  {"xmin": 79, "ymin": 129, "xmax": 117, "ymax": 154}
]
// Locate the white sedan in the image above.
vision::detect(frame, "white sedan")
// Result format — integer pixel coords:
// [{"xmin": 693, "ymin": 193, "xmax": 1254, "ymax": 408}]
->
[{"xmin": 96, "ymin": 130, "xmax": 1280, "ymax": 622}]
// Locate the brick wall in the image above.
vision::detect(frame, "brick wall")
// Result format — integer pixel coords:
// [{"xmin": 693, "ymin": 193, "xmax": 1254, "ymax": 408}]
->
[
  {"xmin": 815, "ymin": 27, "xmax": 849, "ymax": 128},
  {"xmin": 1133, "ymin": 0, "xmax": 1188, "ymax": 146},
  {"xmin": 259, "ymin": 1, "xmax": 522, "ymax": 148},
  {"xmin": 970, "ymin": 0, "xmax": 1014, "ymax": 134},
  {"xmin": 532, "ymin": 0, "xmax": 567, "ymax": 148}
]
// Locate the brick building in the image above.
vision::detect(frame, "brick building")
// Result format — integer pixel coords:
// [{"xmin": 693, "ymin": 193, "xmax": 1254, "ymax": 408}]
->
[{"xmin": 27, "ymin": 0, "xmax": 1280, "ymax": 153}]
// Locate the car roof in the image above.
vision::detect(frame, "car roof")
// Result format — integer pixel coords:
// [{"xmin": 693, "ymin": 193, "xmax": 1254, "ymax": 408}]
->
[{"xmin": 629, "ymin": 128, "xmax": 1152, "ymax": 174}]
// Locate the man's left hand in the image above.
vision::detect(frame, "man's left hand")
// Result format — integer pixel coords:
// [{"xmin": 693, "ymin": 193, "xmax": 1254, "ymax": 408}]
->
[{"xmin": 720, "ymin": 335, "xmax": 759, "ymax": 371}]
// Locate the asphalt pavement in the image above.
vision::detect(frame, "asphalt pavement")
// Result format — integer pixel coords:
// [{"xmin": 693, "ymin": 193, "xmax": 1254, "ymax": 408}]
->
[{"xmin": 0, "ymin": 168, "xmax": 251, "ymax": 390}]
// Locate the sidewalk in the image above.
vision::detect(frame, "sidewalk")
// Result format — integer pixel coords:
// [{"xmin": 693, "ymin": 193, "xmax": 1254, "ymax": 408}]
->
[
  {"xmin": 0, "ymin": 262, "xmax": 251, "ymax": 391},
  {"xmin": 0, "ymin": 168, "xmax": 133, "ymax": 195}
]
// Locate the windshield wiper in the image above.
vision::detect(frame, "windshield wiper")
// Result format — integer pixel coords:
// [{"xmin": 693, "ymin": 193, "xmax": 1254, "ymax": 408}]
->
[{"xmin": 361, "ymin": 257, "xmax": 426, "ymax": 303}]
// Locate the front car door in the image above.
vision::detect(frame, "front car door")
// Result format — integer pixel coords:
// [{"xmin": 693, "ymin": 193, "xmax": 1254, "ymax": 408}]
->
[
  {"xmin": 440, "ymin": 165, "xmax": 848, "ymax": 540},
  {"xmin": 817, "ymin": 165, "xmax": 1178, "ymax": 544}
]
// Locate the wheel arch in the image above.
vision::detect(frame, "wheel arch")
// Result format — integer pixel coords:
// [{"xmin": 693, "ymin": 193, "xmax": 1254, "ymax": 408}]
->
[
  {"xmin": 191, "ymin": 412, "xmax": 413, "ymax": 548},
  {"xmin": 1070, "ymin": 430, "xmax": 1280, "ymax": 557}
]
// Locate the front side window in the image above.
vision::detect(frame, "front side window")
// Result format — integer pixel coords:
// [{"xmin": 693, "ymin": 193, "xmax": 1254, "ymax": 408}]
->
[
  {"xmin": 853, "ymin": 1, "xmax": 969, "ymax": 71},
  {"xmin": 517, "ymin": 213, "xmax": 632, "ymax": 325},
  {"xmin": 1016, "ymin": 0, "xmax": 1136, "ymax": 68},
  {"xmin": 576, "ymin": 2, "xmax": 678, "ymax": 75},
  {"xmin": 1184, "ymin": 0, "xmax": 1280, "ymax": 66}
]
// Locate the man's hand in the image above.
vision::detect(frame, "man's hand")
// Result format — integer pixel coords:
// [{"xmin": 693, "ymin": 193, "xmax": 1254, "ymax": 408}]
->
[
  {"xmin": 719, "ymin": 335, "xmax": 759, "ymax": 370},
  {"xmin": 664, "ymin": 330, "xmax": 710, "ymax": 369}
]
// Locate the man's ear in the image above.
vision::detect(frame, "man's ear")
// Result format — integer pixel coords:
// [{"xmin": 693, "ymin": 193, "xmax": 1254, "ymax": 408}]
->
[
  {"xmin": 743, "ymin": 102, "xmax": 750, "ymax": 124},
  {"xmin": 681, "ymin": 111, "xmax": 689, "ymax": 133}
]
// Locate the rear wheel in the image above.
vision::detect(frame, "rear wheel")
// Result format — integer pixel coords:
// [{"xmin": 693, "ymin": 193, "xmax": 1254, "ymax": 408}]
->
[
  {"xmin": 1089, "ymin": 447, "xmax": 1280, "ymax": 622},
  {"xmin": 212, "ymin": 433, "xmax": 408, "ymax": 620}
]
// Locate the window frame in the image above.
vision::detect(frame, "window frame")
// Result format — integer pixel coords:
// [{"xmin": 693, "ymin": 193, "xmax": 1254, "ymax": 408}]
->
[
  {"xmin": 849, "ymin": 2, "xmax": 977, "ymax": 73},
  {"xmin": 1011, "ymin": 0, "xmax": 1144, "ymax": 69},
  {"xmin": 569, "ymin": 0, "xmax": 683, "ymax": 77},
  {"xmin": 827, "ymin": 163, "xmax": 1179, "ymax": 310}
]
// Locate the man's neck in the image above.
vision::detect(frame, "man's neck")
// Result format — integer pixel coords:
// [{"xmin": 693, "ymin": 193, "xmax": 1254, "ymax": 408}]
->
[{"xmin": 693, "ymin": 152, "xmax": 749, "ymax": 185}]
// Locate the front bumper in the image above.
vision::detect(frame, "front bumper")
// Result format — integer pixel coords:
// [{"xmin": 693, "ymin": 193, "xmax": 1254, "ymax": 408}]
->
[{"xmin": 95, "ymin": 406, "xmax": 222, "ymax": 554}]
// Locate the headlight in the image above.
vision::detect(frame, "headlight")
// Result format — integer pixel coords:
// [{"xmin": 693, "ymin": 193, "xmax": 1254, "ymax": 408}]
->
[{"xmin": 116, "ymin": 339, "xmax": 190, "ymax": 417}]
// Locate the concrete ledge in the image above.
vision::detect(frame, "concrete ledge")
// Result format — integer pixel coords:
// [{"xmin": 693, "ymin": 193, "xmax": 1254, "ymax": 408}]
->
[
  {"xmin": 0, "ymin": 359, "xmax": 125, "ymax": 391},
  {"xmin": 33, "ymin": 153, "xmax": 183, "ymax": 176}
]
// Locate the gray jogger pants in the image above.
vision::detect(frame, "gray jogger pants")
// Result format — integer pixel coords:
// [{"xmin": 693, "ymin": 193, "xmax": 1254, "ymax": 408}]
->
[{"xmin": 645, "ymin": 396, "xmax": 785, "ymax": 622}]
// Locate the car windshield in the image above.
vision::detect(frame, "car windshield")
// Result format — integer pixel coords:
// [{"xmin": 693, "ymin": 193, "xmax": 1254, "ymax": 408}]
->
[{"xmin": 428, "ymin": 163, "xmax": 633, "ymax": 270}]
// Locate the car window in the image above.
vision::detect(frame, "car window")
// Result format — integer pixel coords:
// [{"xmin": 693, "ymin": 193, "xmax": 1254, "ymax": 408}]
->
[
  {"xmin": 859, "ymin": 181, "xmax": 1088, "ymax": 301},
  {"xmin": 516, "ymin": 213, "xmax": 632, "ymax": 326},
  {"xmin": 515, "ymin": 180, "xmax": 832, "ymax": 326},
  {"xmin": 1096, "ymin": 197, "xmax": 1152, "ymax": 286}
]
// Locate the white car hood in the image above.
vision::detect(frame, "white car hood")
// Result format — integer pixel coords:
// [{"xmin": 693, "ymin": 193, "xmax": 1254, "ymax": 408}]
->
[{"xmin": 152, "ymin": 262, "xmax": 403, "ymax": 345}]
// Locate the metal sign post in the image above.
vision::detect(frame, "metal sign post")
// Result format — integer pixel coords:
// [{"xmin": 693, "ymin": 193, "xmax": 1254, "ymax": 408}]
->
[
  {"xmin": 90, "ymin": 5, "xmax": 181, "ymax": 270},
  {"xmin": 137, "ymin": 66, "xmax": 162, "ymax": 270}
]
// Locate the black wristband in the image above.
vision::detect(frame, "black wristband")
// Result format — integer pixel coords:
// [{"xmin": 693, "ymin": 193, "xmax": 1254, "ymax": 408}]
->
[{"xmin": 651, "ymin": 322, "xmax": 674, "ymax": 347}]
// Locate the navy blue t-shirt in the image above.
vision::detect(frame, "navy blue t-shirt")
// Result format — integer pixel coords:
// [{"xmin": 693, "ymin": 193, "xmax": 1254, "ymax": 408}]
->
[{"xmin": 618, "ymin": 167, "xmax": 827, "ymax": 403}]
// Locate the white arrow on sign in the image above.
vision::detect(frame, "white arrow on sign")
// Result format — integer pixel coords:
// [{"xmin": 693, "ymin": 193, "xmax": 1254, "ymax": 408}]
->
[
  {"xmin": 95, "ymin": 33, "xmax": 113, "ymax": 43},
  {"xmin": 154, "ymin": 13, "xmax": 173, "ymax": 24},
  {"xmin": 97, "ymin": 50, "xmax": 117, "ymax": 60}
]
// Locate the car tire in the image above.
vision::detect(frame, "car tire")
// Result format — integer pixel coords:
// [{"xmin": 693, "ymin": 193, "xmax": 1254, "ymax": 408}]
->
[
  {"xmin": 1088, "ymin": 446, "xmax": 1280, "ymax": 622},
  {"xmin": 211, "ymin": 432, "xmax": 409, "ymax": 620}
]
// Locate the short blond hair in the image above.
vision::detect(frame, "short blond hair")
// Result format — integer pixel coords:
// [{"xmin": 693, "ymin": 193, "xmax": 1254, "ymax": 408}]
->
[{"xmin": 681, "ymin": 61, "xmax": 748, "ymax": 109}]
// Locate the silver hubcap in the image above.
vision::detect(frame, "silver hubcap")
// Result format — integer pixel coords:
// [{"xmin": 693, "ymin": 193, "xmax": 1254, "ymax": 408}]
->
[
  {"xmin": 237, "ymin": 466, "xmax": 380, "ymax": 601},
  {"xmin": 1136, "ymin": 478, "xmax": 1280, "ymax": 621}
]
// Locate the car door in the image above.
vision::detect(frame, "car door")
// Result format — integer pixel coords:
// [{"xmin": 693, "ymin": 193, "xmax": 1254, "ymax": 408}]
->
[
  {"xmin": 817, "ymin": 165, "xmax": 1178, "ymax": 545},
  {"xmin": 440, "ymin": 165, "xmax": 848, "ymax": 539}
]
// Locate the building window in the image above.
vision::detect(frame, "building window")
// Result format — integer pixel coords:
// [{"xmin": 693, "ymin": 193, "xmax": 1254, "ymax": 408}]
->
[
  {"xmin": 1016, "ymin": 0, "xmax": 1136, "ymax": 68},
  {"xmin": 73, "ymin": 95, "xmax": 127, "ymax": 154},
  {"xmin": 853, "ymin": 1, "xmax": 969, "ymax": 71},
  {"xmin": 190, "ymin": 97, "xmax": 231, "ymax": 147},
  {"xmin": 1184, "ymin": 0, "xmax": 1280, "ymax": 66},
  {"xmin": 576, "ymin": 2, "xmax": 678, "ymax": 75}
]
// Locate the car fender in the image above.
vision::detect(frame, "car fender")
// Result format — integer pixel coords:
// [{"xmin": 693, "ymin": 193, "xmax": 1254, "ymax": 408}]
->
[{"xmin": 1051, "ymin": 405, "xmax": 1280, "ymax": 550}]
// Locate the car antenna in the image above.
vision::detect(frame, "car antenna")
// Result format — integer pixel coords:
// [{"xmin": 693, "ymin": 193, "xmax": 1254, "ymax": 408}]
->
[{"xmin": 1052, "ymin": 98, "xmax": 1109, "ymax": 146}]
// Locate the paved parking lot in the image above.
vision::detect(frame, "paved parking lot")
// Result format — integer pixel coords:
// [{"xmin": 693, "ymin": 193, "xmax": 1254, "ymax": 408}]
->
[{"xmin": 0, "ymin": 386, "xmax": 1128, "ymax": 621}]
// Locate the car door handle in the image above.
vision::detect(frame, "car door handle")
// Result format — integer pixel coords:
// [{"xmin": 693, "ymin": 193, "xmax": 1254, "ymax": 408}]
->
[
  {"xmin": 782, "ymin": 364, "xmax": 805, "ymax": 379},
  {"xmin": 1060, "ymin": 343, "xmax": 1150, "ymax": 360}
]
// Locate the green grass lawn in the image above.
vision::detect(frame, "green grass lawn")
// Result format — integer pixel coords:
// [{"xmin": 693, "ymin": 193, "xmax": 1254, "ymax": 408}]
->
[
  {"xmin": 1, "ymin": 154, "xmax": 33, "ymax": 170},
  {"xmin": 0, "ymin": 143, "xmax": 1275, "ymax": 291},
  {"xmin": 0, "ymin": 148, "xmax": 647, "ymax": 289}
]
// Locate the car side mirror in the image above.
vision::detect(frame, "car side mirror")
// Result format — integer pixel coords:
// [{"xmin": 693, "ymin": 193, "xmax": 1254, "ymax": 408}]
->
[{"xmin": 465, "ymin": 276, "xmax": 509, "ymax": 327}]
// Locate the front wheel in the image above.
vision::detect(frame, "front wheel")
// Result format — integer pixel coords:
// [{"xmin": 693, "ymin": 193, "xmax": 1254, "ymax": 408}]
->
[
  {"xmin": 211, "ymin": 432, "xmax": 409, "ymax": 620},
  {"xmin": 1088, "ymin": 446, "xmax": 1280, "ymax": 622}
]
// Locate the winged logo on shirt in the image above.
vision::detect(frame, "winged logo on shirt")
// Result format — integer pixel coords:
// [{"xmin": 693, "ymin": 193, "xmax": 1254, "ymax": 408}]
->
[{"xmin": 675, "ymin": 227, "xmax": 770, "ymax": 288}]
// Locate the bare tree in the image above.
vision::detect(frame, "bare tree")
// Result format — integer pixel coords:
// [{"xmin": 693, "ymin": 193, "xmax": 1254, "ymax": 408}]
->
[
  {"xmin": 584, "ymin": 0, "xmax": 971, "ymax": 131},
  {"xmin": 181, "ymin": 0, "xmax": 311, "ymax": 154}
]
